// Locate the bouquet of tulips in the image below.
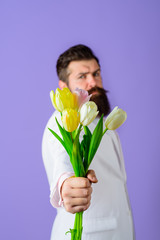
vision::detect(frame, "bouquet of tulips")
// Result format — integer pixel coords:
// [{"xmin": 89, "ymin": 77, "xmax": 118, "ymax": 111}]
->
[{"xmin": 49, "ymin": 87, "xmax": 127, "ymax": 240}]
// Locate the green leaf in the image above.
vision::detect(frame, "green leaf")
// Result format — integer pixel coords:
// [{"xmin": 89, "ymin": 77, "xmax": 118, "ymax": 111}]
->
[
  {"xmin": 48, "ymin": 128, "xmax": 70, "ymax": 155},
  {"xmin": 55, "ymin": 118, "xmax": 73, "ymax": 156},
  {"xmin": 81, "ymin": 126, "xmax": 92, "ymax": 172},
  {"xmin": 87, "ymin": 115, "xmax": 104, "ymax": 172},
  {"xmin": 81, "ymin": 135, "xmax": 90, "ymax": 172},
  {"xmin": 83, "ymin": 126, "xmax": 92, "ymax": 140},
  {"xmin": 71, "ymin": 129, "xmax": 77, "ymax": 141},
  {"xmin": 71, "ymin": 133, "xmax": 85, "ymax": 177},
  {"xmin": 71, "ymin": 124, "xmax": 83, "ymax": 141}
]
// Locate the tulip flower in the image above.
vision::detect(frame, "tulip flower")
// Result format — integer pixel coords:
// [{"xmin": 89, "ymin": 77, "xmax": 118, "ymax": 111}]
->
[
  {"xmin": 104, "ymin": 106, "xmax": 127, "ymax": 130},
  {"xmin": 61, "ymin": 108, "xmax": 80, "ymax": 132},
  {"xmin": 50, "ymin": 88, "xmax": 78, "ymax": 112},
  {"xmin": 80, "ymin": 101, "xmax": 99, "ymax": 126},
  {"xmin": 74, "ymin": 88, "xmax": 91, "ymax": 108}
]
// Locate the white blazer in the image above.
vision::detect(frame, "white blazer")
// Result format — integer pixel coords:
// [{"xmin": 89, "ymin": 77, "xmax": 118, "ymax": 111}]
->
[{"xmin": 42, "ymin": 111, "xmax": 135, "ymax": 240}]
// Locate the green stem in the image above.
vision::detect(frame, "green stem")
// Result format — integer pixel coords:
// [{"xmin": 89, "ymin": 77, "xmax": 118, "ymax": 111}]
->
[
  {"xmin": 102, "ymin": 127, "xmax": 108, "ymax": 136},
  {"xmin": 70, "ymin": 212, "xmax": 83, "ymax": 240},
  {"xmin": 77, "ymin": 124, "xmax": 82, "ymax": 136},
  {"xmin": 70, "ymin": 132, "xmax": 73, "ymax": 143}
]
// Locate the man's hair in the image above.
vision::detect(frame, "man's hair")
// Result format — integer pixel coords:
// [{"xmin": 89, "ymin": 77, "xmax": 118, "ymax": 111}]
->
[{"xmin": 56, "ymin": 44, "xmax": 100, "ymax": 83}]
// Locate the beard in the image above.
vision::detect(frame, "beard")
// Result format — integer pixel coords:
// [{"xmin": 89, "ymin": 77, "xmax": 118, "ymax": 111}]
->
[{"xmin": 88, "ymin": 86, "xmax": 111, "ymax": 117}]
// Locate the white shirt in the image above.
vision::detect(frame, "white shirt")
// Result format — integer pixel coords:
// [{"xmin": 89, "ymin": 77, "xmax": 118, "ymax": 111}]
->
[{"xmin": 42, "ymin": 111, "xmax": 135, "ymax": 240}]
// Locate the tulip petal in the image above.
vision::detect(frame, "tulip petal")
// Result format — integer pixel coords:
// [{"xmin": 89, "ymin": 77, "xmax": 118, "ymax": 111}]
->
[
  {"xmin": 105, "ymin": 106, "xmax": 127, "ymax": 130},
  {"xmin": 50, "ymin": 90, "xmax": 57, "ymax": 110},
  {"xmin": 104, "ymin": 106, "xmax": 118, "ymax": 126},
  {"xmin": 80, "ymin": 101, "xmax": 98, "ymax": 126},
  {"xmin": 74, "ymin": 88, "xmax": 91, "ymax": 108},
  {"xmin": 62, "ymin": 108, "xmax": 80, "ymax": 132},
  {"xmin": 50, "ymin": 87, "xmax": 79, "ymax": 112}
]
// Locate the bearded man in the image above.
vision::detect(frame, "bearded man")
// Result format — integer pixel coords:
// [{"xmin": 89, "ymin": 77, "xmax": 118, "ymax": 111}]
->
[{"xmin": 42, "ymin": 44, "xmax": 135, "ymax": 240}]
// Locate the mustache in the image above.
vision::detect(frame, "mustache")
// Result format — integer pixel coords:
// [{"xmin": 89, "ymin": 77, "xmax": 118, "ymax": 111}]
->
[{"xmin": 88, "ymin": 86, "xmax": 108, "ymax": 95}]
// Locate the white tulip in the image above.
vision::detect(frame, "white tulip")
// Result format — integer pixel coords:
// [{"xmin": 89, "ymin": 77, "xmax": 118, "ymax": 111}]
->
[
  {"xmin": 105, "ymin": 106, "xmax": 127, "ymax": 130},
  {"xmin": 80, "ymin": 101, "xmax": 99, "ymax": 126}
]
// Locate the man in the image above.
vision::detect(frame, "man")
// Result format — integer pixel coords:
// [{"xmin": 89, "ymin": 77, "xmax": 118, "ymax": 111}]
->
[{"xmin": 42, "ymin": 44, "xmax": 135, "ymax": 240}]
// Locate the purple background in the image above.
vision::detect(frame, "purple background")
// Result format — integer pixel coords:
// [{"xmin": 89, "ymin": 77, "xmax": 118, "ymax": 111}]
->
[{"xmin": 0, "ymin": 1, "xmax": 160, "ymax": 239}]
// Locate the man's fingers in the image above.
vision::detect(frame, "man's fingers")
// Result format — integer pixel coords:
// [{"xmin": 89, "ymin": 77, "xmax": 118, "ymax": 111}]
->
[
  {"xmin": 62, "ymin": 185, "xmax": 92, "ymax": 198},
  {"xmin": 64, "ymin": 195, "xmax": 91, "ymax": 207},
  {"xmin": 86, "ymin": 170, "xmax": 98, "ymax": 183},
  {"xmin": 65, "ymin": 202, "xmax": 91, "ymax": 214},
  {"xmin": 64, "ymin": 176, "xmax": 91, "ymax": 188},
  {"xmin": 70, "ymin": 187, "xmax": 92, "ymax": 198}
]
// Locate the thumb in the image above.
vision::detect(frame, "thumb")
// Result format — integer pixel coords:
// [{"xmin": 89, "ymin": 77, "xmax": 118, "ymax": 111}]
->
[{"xmin": 86, "ymin": 169, "xmax": 98, "ymax": 183}]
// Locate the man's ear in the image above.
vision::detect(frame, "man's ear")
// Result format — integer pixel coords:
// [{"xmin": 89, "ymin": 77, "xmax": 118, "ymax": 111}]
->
[{"xmin": 59, "ymin": 80, "xmax": 68, "ymax": 89}]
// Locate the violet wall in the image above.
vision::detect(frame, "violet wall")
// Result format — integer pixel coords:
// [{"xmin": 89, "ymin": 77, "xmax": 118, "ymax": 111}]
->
[{"xmin": 0, "ymin": 1, "xmax": 160, "ymax": 239}]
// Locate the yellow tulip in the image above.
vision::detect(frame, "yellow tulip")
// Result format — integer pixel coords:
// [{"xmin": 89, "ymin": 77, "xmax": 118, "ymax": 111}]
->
[
  {"xmin": 50, "ymin": 88, "xmax": 78, "ymax": 112},
  {"xmin": 105, "ymin": 106, "xmax": 127, "ymax": 130},
  {"xmin": 61, "ymin": 108, "xmax": 80, "ymax": 132}
]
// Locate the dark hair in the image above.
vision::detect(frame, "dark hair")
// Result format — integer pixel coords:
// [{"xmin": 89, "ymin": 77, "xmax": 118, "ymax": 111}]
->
[{"xmin": 56, "ymin": 44, "xmax": 100, "ymax": 83}]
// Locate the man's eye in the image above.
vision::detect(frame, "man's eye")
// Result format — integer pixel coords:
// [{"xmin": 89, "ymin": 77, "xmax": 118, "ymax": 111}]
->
[
  {"xmin": 79, "ymin": 75, "xmax": 86, "ymax": 79},
  {"xmin": 93, "ymin": 72, "xmax": 100, "ymax": 77}
]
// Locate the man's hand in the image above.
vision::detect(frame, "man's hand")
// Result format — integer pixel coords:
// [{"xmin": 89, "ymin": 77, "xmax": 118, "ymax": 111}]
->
[{"xmin": 61, "ymin": 170, "xmax": 98, "ymax": 214}]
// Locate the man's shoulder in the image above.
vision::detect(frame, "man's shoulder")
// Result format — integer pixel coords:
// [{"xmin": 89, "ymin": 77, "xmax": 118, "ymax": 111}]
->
[
  {"xmin": 107, "ymin": 129, "xmax": 118, "ymax": 137},
  {"xmin": 42, "ymin": 110, "xmax": 61, "ymax": 139},
  {"xmin": 106, "ymin": 129, "xmax": 120, "ymax": 142},
  {"xmin": 46, "ymin": 110, "xmax": 61, "ymax": 127}
]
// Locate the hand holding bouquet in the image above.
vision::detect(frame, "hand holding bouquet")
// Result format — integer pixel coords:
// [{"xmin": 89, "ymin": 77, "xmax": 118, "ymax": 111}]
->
[{"xmin": 49, "ymin": 87, "xmax": 127, "ymax": 240}]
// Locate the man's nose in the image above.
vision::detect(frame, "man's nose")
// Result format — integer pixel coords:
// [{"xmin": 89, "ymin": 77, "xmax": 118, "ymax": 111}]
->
[{"xmin": 87, "ymin": 75, "xmax": 96, "ymax": 88}]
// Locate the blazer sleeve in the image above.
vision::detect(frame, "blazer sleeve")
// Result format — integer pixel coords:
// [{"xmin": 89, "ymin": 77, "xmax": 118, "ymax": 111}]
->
[{"xmin": 42, "ymin": 111, "xmax": 74, "ymax": 207}]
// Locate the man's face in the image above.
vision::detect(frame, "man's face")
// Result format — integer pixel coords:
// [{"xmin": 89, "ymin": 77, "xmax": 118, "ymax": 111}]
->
[
  {"xmin": 59, "ymin": 58, "xmax": 111, "ymax": 116},
  {"xmin": 67, "ymin": 59, "xmax": 103, "ymax": 93}
]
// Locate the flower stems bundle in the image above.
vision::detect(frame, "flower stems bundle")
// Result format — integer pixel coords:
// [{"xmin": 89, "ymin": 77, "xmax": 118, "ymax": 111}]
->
[{"xmin": 48, "ymin": 87, "xmax": 127, "ymax": 240}]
